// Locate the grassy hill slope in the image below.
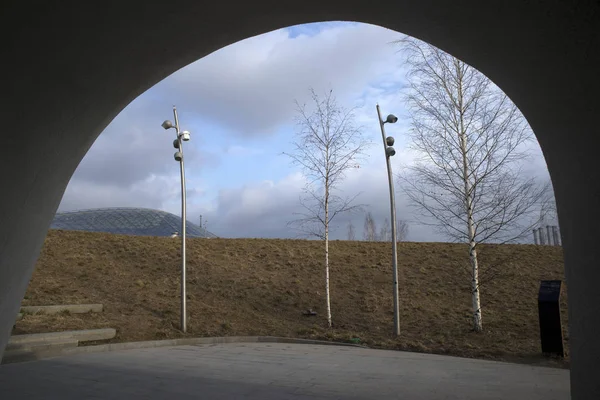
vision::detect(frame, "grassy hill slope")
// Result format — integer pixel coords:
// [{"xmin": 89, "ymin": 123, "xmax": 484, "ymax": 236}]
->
[{"xmin": 14, "ymin": 230, "xmax": 568, "ymax": 367}]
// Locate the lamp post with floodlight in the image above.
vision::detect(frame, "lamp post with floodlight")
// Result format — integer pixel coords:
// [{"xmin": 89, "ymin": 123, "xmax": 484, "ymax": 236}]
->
[
  {"xmin": 376, "ymin": 104, "xmax": 400, "ymax": 337},
  {"xmin": 161, "ymin": 106, "xmax": 191, "ymax": 333}
]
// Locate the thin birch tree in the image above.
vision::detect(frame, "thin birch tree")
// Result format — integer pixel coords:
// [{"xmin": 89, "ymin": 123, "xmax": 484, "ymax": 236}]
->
[
  {"xmin": 379, "ymin": 218, "xmax": 391, "ymax": 242},
  {"xmin": 285, "ymin": 88, "xmax": 369, "ymax": 328},
  {"xmin": 397, "ymin": 37, "xmax": 548, "ymax": 332},
  {"xmin": 347, "ymin": 221, "xmax": 356, "ymax": 241},
  {"xmin": 363, "ymin": 212, "xmax": 377, "ymax": 241},
  {"xmin": 397, "ymin": 219, "xmax": 409, "ymax": 242}
]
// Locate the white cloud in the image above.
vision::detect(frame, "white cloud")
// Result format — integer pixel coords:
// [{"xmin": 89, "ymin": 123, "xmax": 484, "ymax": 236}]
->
[
  {"xmin": 59, "ymin": 174, "xmax": 182, "ymax": 212},
  {"xmin": 57, "ymin": 22, "xmax": 550, "ymax": 244},
  {"xmin": 59, "ymin": 22, "xmax": 408, "ymax": 214},
  {"xmin": 156, "ymin": 23, "xmax": 404, "ymax": 137},
  {"xmin": 198, "ymin": 172, "xmax": 307, "ymax": 238},
  {"xmin": 225, "ymin": 145, "xmax": 265, "ymax": 157},
  {"xmin": 193, "ymin": 162, "xmax": 441, "ymax": 242}
]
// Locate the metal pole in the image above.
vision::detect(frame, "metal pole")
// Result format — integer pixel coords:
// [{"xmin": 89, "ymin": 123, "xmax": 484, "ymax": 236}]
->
[
  {"xmin": 546, "ymin": 225, "xmax": 552, "ymax": 246},
  {"xmin": 376, "ymin": 104, "xmax": 400, "ymax": 336},
  {"xmin": 533, "ymin": 229, "xmax": 539, "ymax": 245},
  {"xmin": 173, "ymin": 106, "xmax": 187, "ymax": 333}
]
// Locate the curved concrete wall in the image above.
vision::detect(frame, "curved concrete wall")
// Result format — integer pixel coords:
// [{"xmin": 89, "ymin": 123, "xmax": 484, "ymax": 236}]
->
[{"xmin": 1, "ymin": 1, "xmax": 598, "ymax": 398}]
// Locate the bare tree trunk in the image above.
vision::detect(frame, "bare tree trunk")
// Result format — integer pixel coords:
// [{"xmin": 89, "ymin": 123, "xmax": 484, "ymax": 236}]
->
[
  {"xmin": 456, "ymin": 60, "xmax": 483, "ymax": 332},
  {"xmin": 347, "ymin": 221, "xmax": 356, "ymax": 241},
  {"xmin": 324, "ymin": 176, "xmax": 332, "ymax": 328},
  {"xmin": 397, "ymin": 219, "xmax": 409, "ymax": 242},
  {"xmin": 285, "ymin": 88, "xmax": 369, "ymax": 328},
  {"xmin": 363, "ymin": 212, "xmax": 377, "ymax": 241},
  {"xmin": 379, "ymin": 218, "xmax": 390, "ymax": 242},
  {"xmin": 462, "ymin": 131, "xmax": 483, "ymax": 332},
  {"xmin": 469, "ymin": 242, "xmax": 483, "ymax": 331}
]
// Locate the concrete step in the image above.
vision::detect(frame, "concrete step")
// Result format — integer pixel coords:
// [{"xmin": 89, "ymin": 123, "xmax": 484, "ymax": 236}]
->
[
  {"xmin": 6, "ymin": 337, "xmax": 79, "ymax": 352},
  {"xmin": 1, "ymin": 338, "xmax": 80, "ymax": 365},
  {"xmin": 1, "ymin": 347, "xmax": 72, "ymax": 364},
  {"xmin": 2, "ymin": 349, "xmax": 54, "ymax": 364},
  {"xmin": 9, "ymin": 328, "xmax": 116, "ymax": 345},
  {"xmin": 20, "ymin": 304, "xmax": 103, "ymax": 315}
]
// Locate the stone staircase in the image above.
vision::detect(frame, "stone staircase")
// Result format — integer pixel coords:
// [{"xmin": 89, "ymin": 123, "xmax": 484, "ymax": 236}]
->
[{"xmin": 3, "ymin": 304, "xmax": 115, "ymax": 364}]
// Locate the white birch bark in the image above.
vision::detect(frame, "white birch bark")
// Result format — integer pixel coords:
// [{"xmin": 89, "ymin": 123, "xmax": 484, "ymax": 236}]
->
[
  {"xmin": 456, "ymin": 59, "xmax": 483, "ymax": 332},
  {"xmin": 325, "ymin": 177, "xmax": 332, "ymax": 327}
]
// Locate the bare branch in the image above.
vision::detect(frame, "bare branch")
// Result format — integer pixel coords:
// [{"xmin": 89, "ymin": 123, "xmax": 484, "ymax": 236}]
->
[
  {"xmin": 395, "ymin": 36, "xmax": 546, "ymax": 332},
  {"xmin": 284, "ymin": 88, "xmax": 371, "ymax": 328}
]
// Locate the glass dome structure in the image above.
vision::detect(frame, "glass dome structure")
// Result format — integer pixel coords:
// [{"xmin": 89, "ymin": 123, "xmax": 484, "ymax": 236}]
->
[{"xmin": 50, "ymin": 207, "xmax": 217, "ymax": 238}]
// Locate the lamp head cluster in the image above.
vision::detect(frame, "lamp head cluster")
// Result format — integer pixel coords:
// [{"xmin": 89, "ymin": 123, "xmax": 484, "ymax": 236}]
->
[
  {"xmin": 381, "ymin": 114, "xmax": 398, "ymax": 158},
  {"xmin": 162, "ymin": 119, "xmax": 191, "ymax": 162}
]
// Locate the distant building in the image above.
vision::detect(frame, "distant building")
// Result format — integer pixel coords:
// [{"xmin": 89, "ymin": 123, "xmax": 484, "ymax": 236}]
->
[{"xmin": 51, "ymin": 207, "xmax": 217, "ymax": 238}]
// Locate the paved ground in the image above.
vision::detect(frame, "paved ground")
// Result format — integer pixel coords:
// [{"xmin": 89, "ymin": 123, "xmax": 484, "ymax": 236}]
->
[{"xmin": 0, "ymin": 343, "xmax": 570, "ymax": 399}]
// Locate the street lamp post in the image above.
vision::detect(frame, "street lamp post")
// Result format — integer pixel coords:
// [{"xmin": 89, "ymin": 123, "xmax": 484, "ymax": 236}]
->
[
  {"xmin": 376, "ymin": 104, "xmax": 400, "ymax": 337},
  {"xmin": 162, "ymin": 106, "xmax": 191, "ymax": 333}
]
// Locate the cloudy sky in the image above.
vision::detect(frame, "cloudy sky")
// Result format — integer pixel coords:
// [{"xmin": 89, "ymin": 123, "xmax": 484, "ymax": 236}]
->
[{"xmin": 58, "ymin": 22, "xmax": 551, "ymax": 242}]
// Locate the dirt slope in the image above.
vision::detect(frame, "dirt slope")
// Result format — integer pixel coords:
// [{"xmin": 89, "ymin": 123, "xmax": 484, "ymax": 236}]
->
[{"xmin": 14, "ymin": 230, "xmax": 568, "ymax": 367}]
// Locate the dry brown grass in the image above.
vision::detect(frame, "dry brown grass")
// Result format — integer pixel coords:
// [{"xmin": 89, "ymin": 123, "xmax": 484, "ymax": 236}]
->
[{"xmin": 14, "ymin": 230, "xmax": 568, "ymax": 368}]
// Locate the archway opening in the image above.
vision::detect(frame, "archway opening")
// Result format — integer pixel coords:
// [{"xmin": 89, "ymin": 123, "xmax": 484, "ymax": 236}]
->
[
  {"xmin": 15, "ymin": 21, "xmax": 565, "ymax": 371},
  {"xmin": 2, "ymin": 3, "xmax": 599, "ymax": 398}
]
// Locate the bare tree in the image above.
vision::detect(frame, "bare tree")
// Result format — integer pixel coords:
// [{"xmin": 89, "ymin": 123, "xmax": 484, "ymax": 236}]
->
[
  {"xmin": 285, "ymin": 88, "xmax": 369, "ymax": 328},
  {"xmin": 379, "ymin": 218, "xmax": 408, "ymax": 242},
  {"xmin": 199, "ymin": 215, "xmax": 209, "ymax": 238},
  {"xmin": 397, "ymin": 219, "xmax": 409, "ymax": 242},
  {"xmin": 363, "ymin": 212, "xmax": 377, "ymax": 241},
  {"xmin": 379, "ymin": 218, "xmax": 391, "ymax": 242},
  {"xmin": 347, "ymin": 220, "xmax": 356, "ymax": 241},
  {"xmin": 397, "ymin": 37, "xmax": 548, "ymax": 332}
]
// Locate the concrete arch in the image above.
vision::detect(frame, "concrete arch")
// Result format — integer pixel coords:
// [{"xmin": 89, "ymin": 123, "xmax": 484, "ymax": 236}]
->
[{"xmin": 1, "ymin": 1, "xmax": 598, "ymax": 398}]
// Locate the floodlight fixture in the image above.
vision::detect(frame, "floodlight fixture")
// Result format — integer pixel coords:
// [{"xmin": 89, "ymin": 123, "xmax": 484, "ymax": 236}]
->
[{"xmin": 385, "ymin": 114, "xmax": 398, "ymax": 124}]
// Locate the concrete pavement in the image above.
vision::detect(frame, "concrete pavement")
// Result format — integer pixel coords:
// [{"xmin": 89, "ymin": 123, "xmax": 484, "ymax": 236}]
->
[{"xmin": 0, "ymin": 342, "xmax": 570, "ymax": 399}]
